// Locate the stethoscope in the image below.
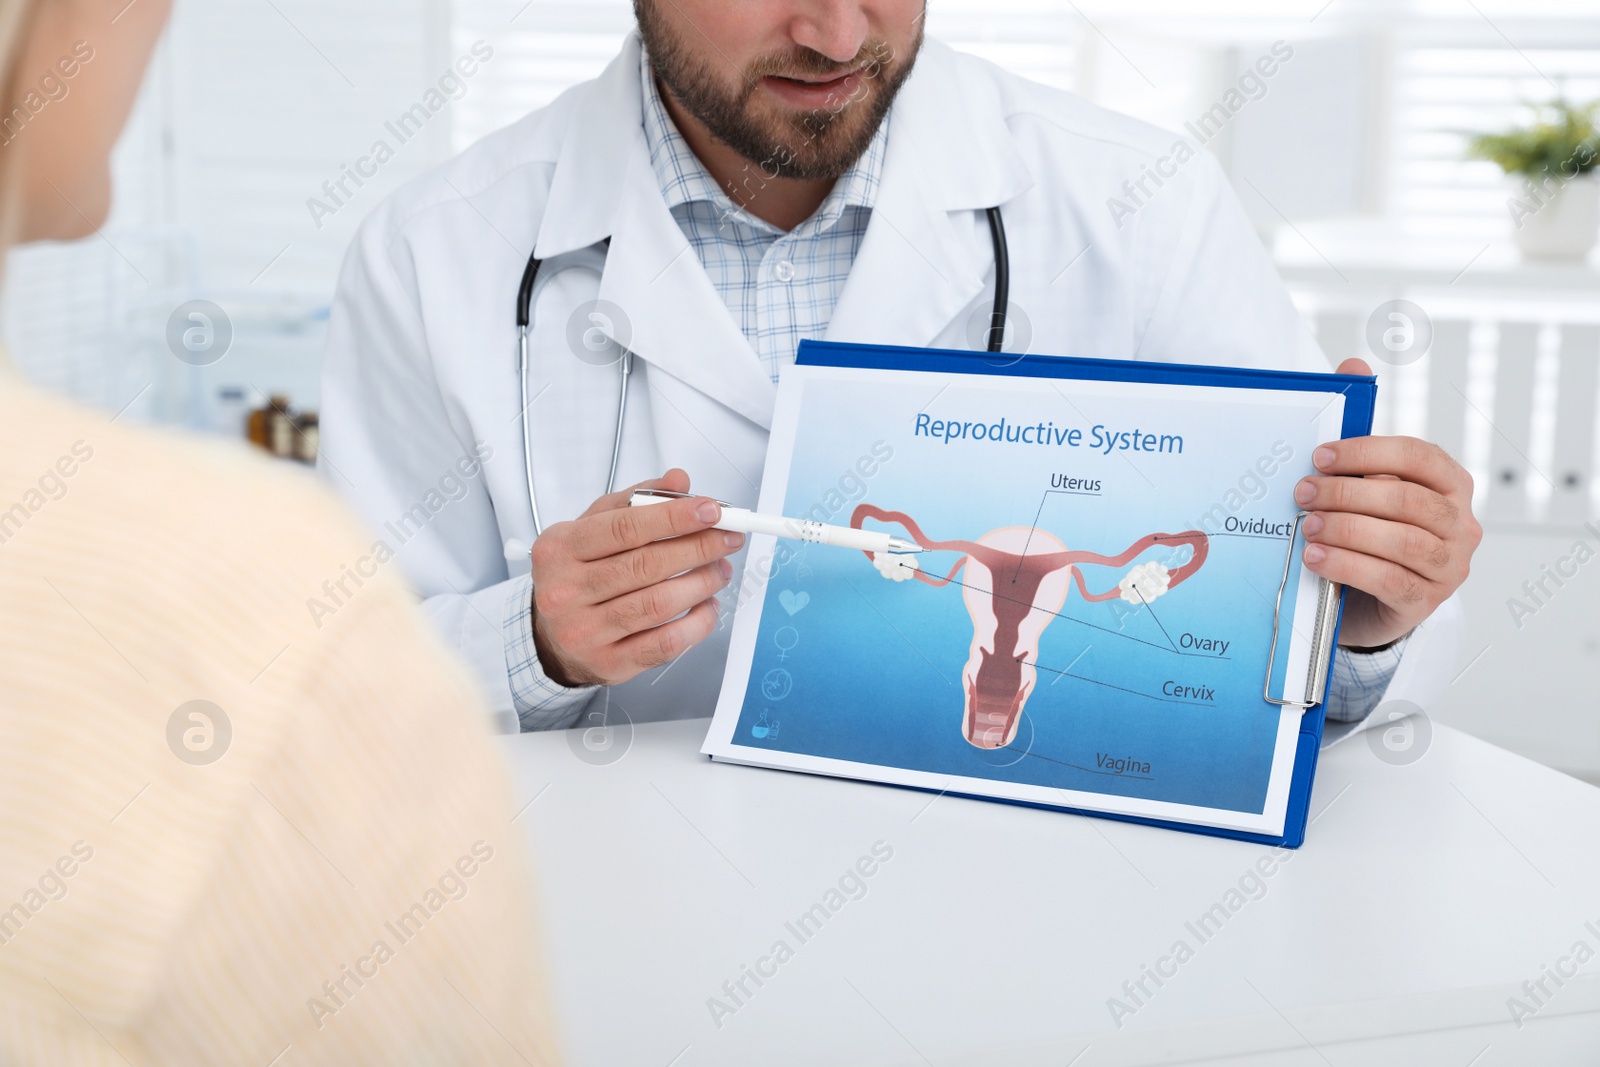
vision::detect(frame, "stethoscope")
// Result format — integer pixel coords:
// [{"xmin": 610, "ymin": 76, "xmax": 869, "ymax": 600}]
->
[{"xmin": 514, "ymin": 206, "xmax": 1009, "ymax": 539}]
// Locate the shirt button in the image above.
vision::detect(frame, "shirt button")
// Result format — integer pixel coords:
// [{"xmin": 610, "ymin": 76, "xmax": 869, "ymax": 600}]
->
[{"xmin": 773, "ymin": 260, "xmax": 795, "ymax": 282}]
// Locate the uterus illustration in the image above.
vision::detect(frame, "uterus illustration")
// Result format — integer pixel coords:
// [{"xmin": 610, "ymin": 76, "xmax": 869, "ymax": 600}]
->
[{"xmin": 850, "ymin": 504, "xmax": 1210, "ymax": 751}]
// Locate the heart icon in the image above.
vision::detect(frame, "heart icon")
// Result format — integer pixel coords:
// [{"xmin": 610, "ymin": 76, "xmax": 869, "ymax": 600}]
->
[{"xmin": 778, "ymin": 590, "xmax": 810, "ymax": 616}]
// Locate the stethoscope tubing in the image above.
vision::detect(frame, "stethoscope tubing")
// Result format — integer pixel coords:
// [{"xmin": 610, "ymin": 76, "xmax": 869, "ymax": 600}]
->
[{"xmin": 515, "ymin": 207, "xmax": 1009, "ymax": 539}]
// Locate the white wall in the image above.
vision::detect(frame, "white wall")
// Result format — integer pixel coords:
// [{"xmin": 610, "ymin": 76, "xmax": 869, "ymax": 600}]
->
[
  {"xmin": 1435, "ymin": 526, "xmax": 1600, "ymax": 782},
  {"xmin": 1, "ymin": 0, "xmax": 457, "ymax": 432}
]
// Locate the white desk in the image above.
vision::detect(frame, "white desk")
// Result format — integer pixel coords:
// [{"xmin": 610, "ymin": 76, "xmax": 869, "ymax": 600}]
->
[{"xmin": 500, "ymin": 719, "xmax": 1600, "ymax": 1066}]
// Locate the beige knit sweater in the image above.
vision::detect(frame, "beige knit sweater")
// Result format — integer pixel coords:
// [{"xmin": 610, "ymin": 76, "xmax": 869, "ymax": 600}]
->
[{"xmin": 0, "ymin": 372, "xmax": 561, "ymax": 1065}]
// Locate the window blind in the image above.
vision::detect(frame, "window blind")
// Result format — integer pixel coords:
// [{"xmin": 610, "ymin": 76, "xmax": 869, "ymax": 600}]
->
[{"xmin": 8, "ymin": 0, "xmax": 1597, "ymax": 424}]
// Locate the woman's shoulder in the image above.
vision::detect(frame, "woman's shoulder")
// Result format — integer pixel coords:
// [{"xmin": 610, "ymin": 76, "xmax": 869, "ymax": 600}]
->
[{"xmin": 0, "ymin": 381, "xmax": 412, "ymax": 662}]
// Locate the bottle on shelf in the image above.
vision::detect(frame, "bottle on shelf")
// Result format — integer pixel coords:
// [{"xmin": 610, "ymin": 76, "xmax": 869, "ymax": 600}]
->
[
  {"xmin": 245, "ymin": 399, "xmax": 270, "ymax": 450},
  {"xmin": 295, "ymin": 412, "xmax": 319, "ymax": 464},
  {"xmin": 245, "ymin": 396, "xmax": 318, "ymax": 463},
  {"xmin": 267, "ymin": 397, "xmax": 295, "ymax": 458}
]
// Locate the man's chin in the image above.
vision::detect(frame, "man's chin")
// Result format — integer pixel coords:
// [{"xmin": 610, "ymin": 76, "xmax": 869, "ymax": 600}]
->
[{"xmin": 740, "ymin": 104, "xmax": 883, "ymax": 179}]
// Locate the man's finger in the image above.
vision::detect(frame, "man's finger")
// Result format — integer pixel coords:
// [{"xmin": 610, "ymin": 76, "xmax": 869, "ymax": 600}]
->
[
  {"xmin": 1304, "ymin": 510, "xmax": 1460, "ymax": 585},
  {"xmin": 579, "ymin": 468, "xmax": 692, "ymax": 519},
  {"xmin": 606, "ymin": 597, "xmax": 721, "ymax": 677},
  {"xmin": 1295, "ymin": 473, "xmax": 1462, "ymax": 540},
  {"xmin": 1309, "ymin": 436, "xmax": 1469, "ymax": 497},
  {"xmin": 594, "ymin": 561, "xmax": 732, "ymax": 643},
  {"xmin": 573, "ymin": 492, "xmax": 723, "ymax": 561},
  {"xmin": 579, "ymin": 527, "xmax": 744, "ymax": 604},
  {"xmin": 1302, "ymin": 541, "xmax": 1440, "ymax": 616}
]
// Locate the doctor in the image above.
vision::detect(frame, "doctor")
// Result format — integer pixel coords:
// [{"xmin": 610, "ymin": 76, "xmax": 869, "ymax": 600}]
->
[{"xmin": 320, "ymin": 0, "xmax": 1478, "ymax": 732}]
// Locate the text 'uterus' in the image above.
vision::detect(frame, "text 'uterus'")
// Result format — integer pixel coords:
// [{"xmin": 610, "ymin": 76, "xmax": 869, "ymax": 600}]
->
[{"xmin": 853, "ymin": 504, "xmax": 1211, "ymax": 750}]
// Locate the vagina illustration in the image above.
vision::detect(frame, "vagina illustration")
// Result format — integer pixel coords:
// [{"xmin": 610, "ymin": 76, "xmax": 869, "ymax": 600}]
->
[{"xmin": 850, "ymin": 504, "xmax": 1211, "ymax": 751}]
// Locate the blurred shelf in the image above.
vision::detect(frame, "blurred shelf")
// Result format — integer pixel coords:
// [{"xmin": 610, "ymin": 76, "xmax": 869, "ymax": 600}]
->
[{"xmin": 1273, "ymin": 222, "xmax": 1600, "ymax": 296}]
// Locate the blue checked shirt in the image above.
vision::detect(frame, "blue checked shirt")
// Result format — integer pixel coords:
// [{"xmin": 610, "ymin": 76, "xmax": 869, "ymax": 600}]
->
[
  {"xmin": 505, "ymin": 50, "xmax": 1400, "ymax": 730},
  {"xmin": 638, "ymin": 48, "xmax": 885, "ymax": 382},
  {"xmin": 1326, "ymin": 634, "xmax": 1408, "ymax": 723}
]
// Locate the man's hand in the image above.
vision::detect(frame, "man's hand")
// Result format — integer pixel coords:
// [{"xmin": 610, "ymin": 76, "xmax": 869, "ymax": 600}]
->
[
  {"xmin": 528, "ymin": 469, "xmax": 744, "ymax": 687},
  {"xmin": 1297, "ymin": 357, "xmax": 1483, "ymax": 649}
]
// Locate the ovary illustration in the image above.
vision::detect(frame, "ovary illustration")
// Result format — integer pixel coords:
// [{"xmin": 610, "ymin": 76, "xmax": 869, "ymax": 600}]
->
[{"xmin": 851, "ymin": 504, "xmax": 1210, "ymax": 750}]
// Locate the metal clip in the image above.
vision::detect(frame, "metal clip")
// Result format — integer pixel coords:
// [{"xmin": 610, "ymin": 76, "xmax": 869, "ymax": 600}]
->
[
  {"xmin": 1263, "ymin": 510, "xmax": 1341, "ymax": 711},
  {"xmin": 629, "ymin": 488, "xmax": 734, "ymax": 507}
]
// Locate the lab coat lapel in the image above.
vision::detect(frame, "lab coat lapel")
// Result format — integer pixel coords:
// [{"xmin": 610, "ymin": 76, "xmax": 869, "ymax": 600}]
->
[
  {"xmin": 825, "ymin": 136, "xmax": 983, "ymax": 350},
  {"xmin": 827, "ymin": 40, "xmax": 1035, "ymax": 350},
  {"xmin": 532, "ymin": 33, "xmax": 775, "ymax": 431},
  {"xmin": 531, "ymin": 35, "xmax": 1040, "ymax": 425},
  {"xmin": 597, "ymin": 152, "xmax": 777, "ymax": 431},
  {"xmin": 534, "ymin": 36, "xmax": 638, "ymax": 260}
]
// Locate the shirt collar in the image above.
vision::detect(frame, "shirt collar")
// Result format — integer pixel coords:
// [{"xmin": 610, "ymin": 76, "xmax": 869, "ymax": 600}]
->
[{"xmin": 638, "ymin": 46, "xmax": 887, "ymax": 236}]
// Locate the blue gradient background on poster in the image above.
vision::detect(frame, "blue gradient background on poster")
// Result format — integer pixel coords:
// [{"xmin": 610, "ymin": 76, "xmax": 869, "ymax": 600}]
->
[{"xmin": 733, "ymin": 376, "xmax": 1325, "ymax": 815}]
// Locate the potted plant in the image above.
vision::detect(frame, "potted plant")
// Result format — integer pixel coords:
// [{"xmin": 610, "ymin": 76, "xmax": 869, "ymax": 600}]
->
[{"xmin": 1467, "ymin": 98, "xmax": 1600, "ymax": 261}]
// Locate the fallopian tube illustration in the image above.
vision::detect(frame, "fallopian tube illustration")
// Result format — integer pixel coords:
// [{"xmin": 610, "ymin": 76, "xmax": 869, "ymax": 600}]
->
[{"xmin": 850, "ymin": 504, "xmax": 1210, "ymax": 751}]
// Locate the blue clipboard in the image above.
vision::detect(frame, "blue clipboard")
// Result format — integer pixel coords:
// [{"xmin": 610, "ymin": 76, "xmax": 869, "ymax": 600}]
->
[{"xmin": 716, "ymin": 339, "xmax": 1377, "ymax": 849}]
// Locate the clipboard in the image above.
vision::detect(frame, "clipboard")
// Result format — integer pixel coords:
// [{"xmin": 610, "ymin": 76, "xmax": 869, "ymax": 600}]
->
[{"xmin": 704, "ymin": 340, "xmax": 1377, "ymax": 848}]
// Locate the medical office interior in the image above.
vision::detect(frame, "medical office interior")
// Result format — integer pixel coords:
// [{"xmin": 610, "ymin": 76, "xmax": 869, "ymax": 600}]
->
[
  {"xmin": 11, "ymin": 0, "xmax": 1600, "ymax": 1062},
  {"xmin": 10, "ymin": 0, "xmax": 1597, "ymax": 781}
]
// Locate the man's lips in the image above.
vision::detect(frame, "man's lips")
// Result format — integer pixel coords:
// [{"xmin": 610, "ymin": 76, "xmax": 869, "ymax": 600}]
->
[{"xmin": 759, "ymin": 68, "xmax": 866, "ymax": 108}]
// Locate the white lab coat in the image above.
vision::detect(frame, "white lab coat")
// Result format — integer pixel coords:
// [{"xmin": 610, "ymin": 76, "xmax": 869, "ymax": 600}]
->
[{"xmin": 319, "ymin": 32, "xmax": 1461, "ymax": 730}]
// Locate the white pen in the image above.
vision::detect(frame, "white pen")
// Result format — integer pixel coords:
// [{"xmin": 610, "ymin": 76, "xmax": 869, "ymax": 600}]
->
[{"xmin": 628, "ymin": 489, "xmax": 923, "ymax": 555}]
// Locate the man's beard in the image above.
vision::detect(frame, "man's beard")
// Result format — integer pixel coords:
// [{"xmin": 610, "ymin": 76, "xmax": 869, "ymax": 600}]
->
[{"xmin": 634, "ymin": 1, "xmax": 921, "ymax": 182}]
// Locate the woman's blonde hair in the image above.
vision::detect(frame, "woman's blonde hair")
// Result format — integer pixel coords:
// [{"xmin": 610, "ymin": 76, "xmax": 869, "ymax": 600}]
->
[{"xmin": 0, "ymin": 0, "xmax": 42, "ymax": 251}]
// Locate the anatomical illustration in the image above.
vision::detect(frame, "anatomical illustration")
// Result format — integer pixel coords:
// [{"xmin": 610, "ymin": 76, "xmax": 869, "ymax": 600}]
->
[{"xmin": 851, "ymin": 504, "xmax": 1211, "ymax": 751}]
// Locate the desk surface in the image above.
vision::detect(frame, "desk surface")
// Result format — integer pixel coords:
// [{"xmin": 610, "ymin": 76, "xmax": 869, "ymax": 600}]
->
[{"xmin": 501, "ymin": 718, "xmax": 1600, "ymax": 1066}]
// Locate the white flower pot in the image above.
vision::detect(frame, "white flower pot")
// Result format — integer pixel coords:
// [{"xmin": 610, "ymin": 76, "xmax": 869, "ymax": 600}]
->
[{"xmin": 1512, "ymin": 173, "xmax": 1600, "ymax": 261}]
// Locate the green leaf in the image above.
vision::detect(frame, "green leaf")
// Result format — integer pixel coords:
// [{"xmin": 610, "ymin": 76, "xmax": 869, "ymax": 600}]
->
[{"xmin": 1465, "ymin": 98, "xmax": 1600, "ymax": 178}]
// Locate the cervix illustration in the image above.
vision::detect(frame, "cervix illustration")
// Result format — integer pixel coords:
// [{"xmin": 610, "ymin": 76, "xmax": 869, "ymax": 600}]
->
[{"xmin": 851, "ymin": 504, "xmax": 1211, "ymax": 750}]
